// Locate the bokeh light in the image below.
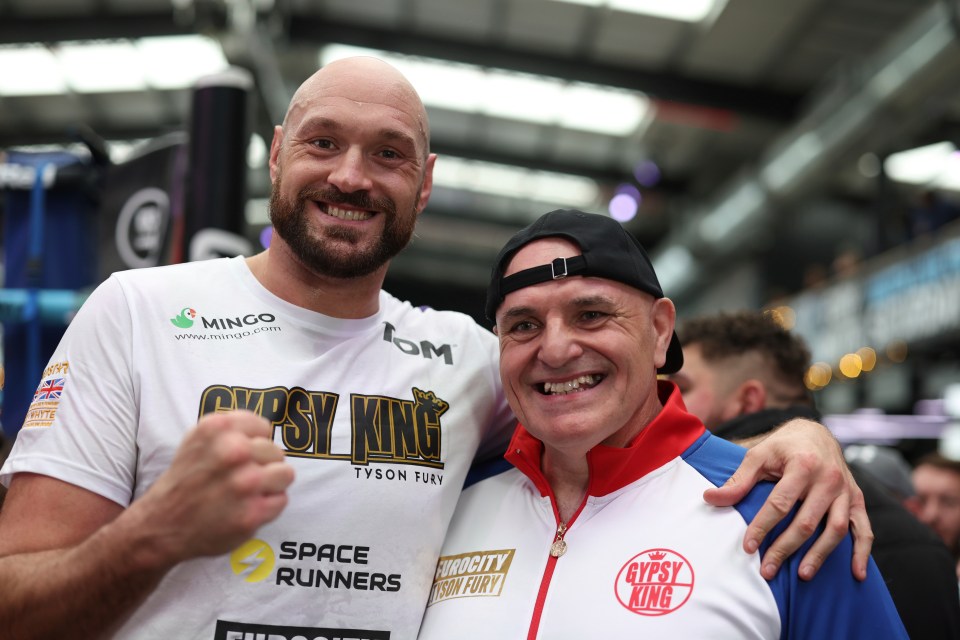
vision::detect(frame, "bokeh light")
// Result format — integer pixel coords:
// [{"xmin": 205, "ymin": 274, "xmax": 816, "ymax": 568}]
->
[
  {"xmin": 609, "ymin": 184, "xmax": 641, "ymax": 222},
  {"xmin": 886, "ymin": 339, "xmax": 908, "ymax": 363},
  {"xmin": 765, "ymin": 305, "xmax": 796, "ymax": 330},
  {"xmin": 633, "ymin": 160, "xmax": 661, "ymax": 187},
  {"xmin": 856, "ymin": 347, "xmax": 877, "ymax": 372},
  {"xmin": 805, "ymin": 362, "xmax": 832, "ymax": 390},
  {"xmin": 608, "ymin": 193, "xmax": 638, "ymax": 222},
  {"xmin": 838, "ymin": 353, "xmax": 863, "ymax": 378}
]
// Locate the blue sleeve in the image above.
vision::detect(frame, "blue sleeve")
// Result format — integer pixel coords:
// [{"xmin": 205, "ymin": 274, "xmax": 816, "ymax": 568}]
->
[
  {"xmin": 775, "ymin": 541, "xmax": 907, "ymax": 639},
  {"xmin": 685, "ymin": 434, "xmax": 908, "ymax": 640},
  {"xmin": 463, "ymin": 455, "xmax": 512, "ymax": 489}
]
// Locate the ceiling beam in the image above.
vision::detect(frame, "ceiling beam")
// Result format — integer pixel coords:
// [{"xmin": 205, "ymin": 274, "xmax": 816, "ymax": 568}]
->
[
  {"xmin": 285, "ymin": 15, "xmax": 803, "ymax": 123},
  {"xmin": 0, "ymin": 9, "xmax": 802, "ymax": 124}
]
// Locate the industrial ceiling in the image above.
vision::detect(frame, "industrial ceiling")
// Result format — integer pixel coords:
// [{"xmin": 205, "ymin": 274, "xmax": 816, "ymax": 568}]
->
[{"xmin": 1, "ymin": 0, "xmax": 959, "ymax": 323}]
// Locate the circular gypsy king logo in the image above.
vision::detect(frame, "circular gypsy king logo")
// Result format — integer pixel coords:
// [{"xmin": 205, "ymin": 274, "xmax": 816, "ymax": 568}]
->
[{"xmin": 614, "ymin": 548, "xmax": 694, "ymax": 616}]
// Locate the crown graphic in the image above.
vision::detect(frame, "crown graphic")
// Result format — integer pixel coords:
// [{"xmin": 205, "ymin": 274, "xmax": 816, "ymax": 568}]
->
[{"xmin": 648, "ymin": 551, "xmax": 666, "ymax": 560}]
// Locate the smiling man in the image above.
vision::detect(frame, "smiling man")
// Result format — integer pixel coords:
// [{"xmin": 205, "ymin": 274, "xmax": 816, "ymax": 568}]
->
[
  {"xmin": 418, "ymin": 209, "xmax": 906, "ymax": 639},
  {"xmin": 0, "ymin": 59, "xmax": 875, "ymax": 639}
]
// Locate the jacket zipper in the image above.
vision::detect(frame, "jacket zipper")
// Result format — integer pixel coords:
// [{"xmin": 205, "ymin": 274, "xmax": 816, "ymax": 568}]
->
[{"xmin": 527, "ymin": 520, "xmax": 571, "ymax": 640}]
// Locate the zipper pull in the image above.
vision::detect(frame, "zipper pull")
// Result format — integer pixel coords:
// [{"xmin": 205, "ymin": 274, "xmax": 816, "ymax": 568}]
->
[{"xmin": 550, "ymin": 522, "xmax": 568, "ymax": 558}]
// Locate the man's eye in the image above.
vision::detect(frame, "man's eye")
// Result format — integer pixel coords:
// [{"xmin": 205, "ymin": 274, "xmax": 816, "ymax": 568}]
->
[
  {"xmin": 379, "ymin": 149, "xmax": 400, "ymax": 159},
  {"xmin": 581, "ymin": 310, "xmax": 606, "ymax": 322},
  {"xmin": 312, "ymin": 139, "xmax": 334, "ymax": 149},
  {"xmin": 509, "ymin": 320, "xmax": 538, "ymax": 334}
]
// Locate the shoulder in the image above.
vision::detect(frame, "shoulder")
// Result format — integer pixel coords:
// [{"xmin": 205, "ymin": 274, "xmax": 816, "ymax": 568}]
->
[
  {"xmin": 110, "ymin": 257, "xmax": 234, "ymax": 286},
  {"xmin": 379, "ymin": 291, "xmax": 496, "ymax": 343},
  {"xmin": 464, "ymin": 456, "xmax": 513, "ymax": 489},
  {"xmin": 682, "ymin": 432, "xmax": 749, "ymax": 487},
  {"xmin": 682, "ymin": 433, "xmax": 777, "ymax": 528},
  {"xmin": 458, "ymin": 464, "xmax": 525, "ymax": 507}
]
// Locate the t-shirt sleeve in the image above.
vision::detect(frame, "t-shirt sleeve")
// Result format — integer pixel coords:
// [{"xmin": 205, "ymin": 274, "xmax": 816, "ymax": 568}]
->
[{"xmin": 0, "ymin": 275, "xmax": 139, "ymax": 506}]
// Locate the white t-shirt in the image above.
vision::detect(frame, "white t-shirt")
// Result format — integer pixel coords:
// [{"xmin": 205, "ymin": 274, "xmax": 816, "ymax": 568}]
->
[{"xmin": 2, "ymin": 256, "xmax": 515, "ymax": 640}]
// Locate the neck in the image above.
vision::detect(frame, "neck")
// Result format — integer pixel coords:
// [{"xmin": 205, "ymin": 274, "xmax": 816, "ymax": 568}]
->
[
  {"xmin": 542, "ymin": 449, "xmax": 589, "ymax": 523},
  {"xmin": 246, "ymin": 247, "xmax": 386, "ymax": 319}
]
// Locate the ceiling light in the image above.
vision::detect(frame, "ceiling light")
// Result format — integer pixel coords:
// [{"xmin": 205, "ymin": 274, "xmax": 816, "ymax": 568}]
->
[
  {"xmin": 58, "ymin": 41, "xmax": 146, "ymax": 93},
  {"xmin": 320, "ymin": 45, "xmax": 648, "ymax": 136},
  {"xmin": 552, "ymin": 0, "xmax": 721, "ymax": 22},
  {"xmin": 885, "ymin": 141, "xmax": 960, "ymax": 191},
  {"xmin": 0, "ymin": 36, "xmax": 228, "ymax": 97},
  {"xmin": 432, "ymin": 156, "xmax": 598, "ymax": 207},
  {"xmin": 138, "ymin": 35, "xmax": 229, "ymax": 90},
  {"xmin": 0, "ymin": 45, "xmax": 66, "ymax": 96}
]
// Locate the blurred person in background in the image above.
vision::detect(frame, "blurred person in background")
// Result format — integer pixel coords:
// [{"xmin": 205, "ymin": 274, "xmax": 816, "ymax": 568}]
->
[
  {"xmin": 843, "ymin": 444, "xmax": 919, "ymax": 513},
  {"xmin": 913, "ymin": 452, "xmax": 960, "ymax": 578},
  {"xmin": 672, "ymin": 310, "xmax": 960, "ymax": 639}
]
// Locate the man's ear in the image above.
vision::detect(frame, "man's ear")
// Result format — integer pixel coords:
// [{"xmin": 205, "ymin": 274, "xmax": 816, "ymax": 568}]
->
[
  {"xmin": 268, "ymin": 125, "xmax": 284, "ymax": 182},
  {"xmin": 416, "ymin": 153, "xmax": 437, "ymax": 213},
  {"xmin": 735, "ymin": 380, "xmax": 768, "ymax": 414},
  {"xmin": 651, "ymin": 298, "xmax": 676, "ymax": 369}
]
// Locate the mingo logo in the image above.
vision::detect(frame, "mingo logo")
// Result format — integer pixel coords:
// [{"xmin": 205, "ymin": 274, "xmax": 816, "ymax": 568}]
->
[
  {"xmin": 230, "ymin": 539, "xmax": 276, "ymax": 583},
  {"xmin": 169, "ymin": 307, "xmax": 278, "ymax": 332},
  {"xmin": 171, "ymin": 307, "xmax": 197, "ymax": 328}
]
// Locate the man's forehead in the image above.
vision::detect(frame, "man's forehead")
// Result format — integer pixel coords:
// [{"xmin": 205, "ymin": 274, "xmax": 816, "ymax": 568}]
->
[
  {"xmin": 498, "ymin": 270, "xmax": 649, "ymax": 316},
  {"xmin": 288, "ymin": 96, "xmax": 426, "ymax": 141},
  {"xmin": 285, "ymin": 59, "xmax": 430, "ymax": 149},
  {"xmin": 504, "ymin": 237, "xmax": 582, "ymax": 277}
]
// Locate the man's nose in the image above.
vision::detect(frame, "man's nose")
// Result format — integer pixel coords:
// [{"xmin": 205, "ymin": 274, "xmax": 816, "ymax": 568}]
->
[
  {"xmin": 327, "ymin": 148, "xmax": 373, "ymax": 193},
  {"xmin": 537, "ymin": 321, "xmax": 583, "ymax": 368},
  {"xmin": 919, "ymin": 500, "xmax": 939, "ymax": 525}
]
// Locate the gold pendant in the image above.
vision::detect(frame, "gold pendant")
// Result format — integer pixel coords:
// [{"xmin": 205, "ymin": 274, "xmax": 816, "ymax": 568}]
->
[{"xmin": 550, "ymin": 539, "xmax": 567, "ymax": 558}]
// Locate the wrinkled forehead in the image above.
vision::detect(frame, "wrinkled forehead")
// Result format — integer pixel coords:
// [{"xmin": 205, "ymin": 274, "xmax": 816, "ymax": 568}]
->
[{"xmin": 504, "ymin": 237, "xmax": 582, "ymax": 277}]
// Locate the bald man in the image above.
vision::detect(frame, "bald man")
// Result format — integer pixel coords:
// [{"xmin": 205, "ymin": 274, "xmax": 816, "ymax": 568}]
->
[{"xmin": 0, "ymin": 58, "xmax": 872, "ymax": 639}]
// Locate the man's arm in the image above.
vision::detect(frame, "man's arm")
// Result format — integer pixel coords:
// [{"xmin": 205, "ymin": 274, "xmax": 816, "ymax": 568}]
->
[
  {"xmin": 703, "ymin": 419, "xmax": 872, "ymax": 582},
  {"xmin": 0, "ymin": 411, "xmax": 294, "ymax": 639}
]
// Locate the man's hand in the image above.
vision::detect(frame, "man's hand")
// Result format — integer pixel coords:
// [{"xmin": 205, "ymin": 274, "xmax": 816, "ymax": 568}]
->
[
  {"xmin": 0, "ymin": 410, "xmax": 296, "ymax": 639},
  {"xmin": 703, "ymin": 419, "xmax": 872, "ymax": 582},
  {"xmin": 125, "ymin": 410, "xmax": 296, "ymax": 564}
]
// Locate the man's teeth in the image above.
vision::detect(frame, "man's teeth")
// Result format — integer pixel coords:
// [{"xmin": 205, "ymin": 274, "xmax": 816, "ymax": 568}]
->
[
  {"xmin": 326, "ymin": 205, "xmax": 372, "ymax": 221},
  {"xmin": 543, "ymin": 375, "xmax": 600, "ymax": 395}
]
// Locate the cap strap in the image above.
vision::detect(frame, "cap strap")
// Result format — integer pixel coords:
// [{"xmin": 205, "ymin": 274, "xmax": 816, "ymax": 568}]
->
[{"xmin": 499, "ymin": 255, "xmax": 588, "ymax": 297}]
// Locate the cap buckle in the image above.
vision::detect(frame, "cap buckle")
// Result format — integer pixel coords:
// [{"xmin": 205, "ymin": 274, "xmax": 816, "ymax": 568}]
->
[{"xmin": 551, "ymin": 257, "xmax": 569, "ymax": 280}]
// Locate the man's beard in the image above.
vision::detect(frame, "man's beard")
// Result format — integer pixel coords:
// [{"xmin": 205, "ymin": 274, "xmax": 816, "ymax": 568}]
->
[{"xmin": 268, "ymin": 180, "xmax": 419, "ymax": 279}]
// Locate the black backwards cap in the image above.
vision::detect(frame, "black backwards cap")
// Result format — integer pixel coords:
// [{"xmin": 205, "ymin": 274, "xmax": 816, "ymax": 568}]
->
[{"xmin": 485, "ymin": 208, "xmax": 683, "ymax": 374}]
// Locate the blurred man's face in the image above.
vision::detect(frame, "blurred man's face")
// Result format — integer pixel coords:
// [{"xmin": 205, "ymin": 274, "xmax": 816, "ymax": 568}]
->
[
  {"xmin": 913, "ymin": 464, "xmax": 960, "ymax": 553},
  {"xmin": 669, "ymin": 343, "xmax": 742, "ymax": 431}
]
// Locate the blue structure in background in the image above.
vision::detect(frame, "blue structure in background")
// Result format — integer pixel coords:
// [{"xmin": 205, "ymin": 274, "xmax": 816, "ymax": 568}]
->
[
  {"xmin": 1, "ymin": 150, "xmax": 100, "ymax": 438},
  {"xmin": 0, "ymin": 72, "xmax": 252, "ymax": 440}
]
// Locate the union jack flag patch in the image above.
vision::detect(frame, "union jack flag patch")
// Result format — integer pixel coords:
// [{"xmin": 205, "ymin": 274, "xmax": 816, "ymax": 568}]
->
[
  {"xmin": 34, "ymin": 377, "xmax": 65, "ymax": 401},
  {"xmin": 24, "ymin": 362, "xmax": 69, "ymax": 429}
]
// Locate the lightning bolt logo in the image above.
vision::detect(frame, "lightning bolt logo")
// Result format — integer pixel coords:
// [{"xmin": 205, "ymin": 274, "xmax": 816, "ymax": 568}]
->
[{"xmin": 230, "ymin": 539, "xmax": 275, "ymax": 583}]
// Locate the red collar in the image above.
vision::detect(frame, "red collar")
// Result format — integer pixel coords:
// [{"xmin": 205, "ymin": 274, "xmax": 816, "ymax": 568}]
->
[{"xmin": 505, "ymin": 380, "xmax": 706, "ymax": 498}]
